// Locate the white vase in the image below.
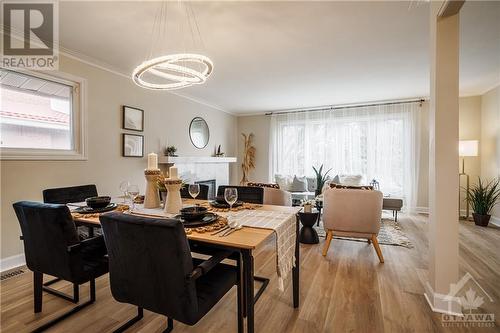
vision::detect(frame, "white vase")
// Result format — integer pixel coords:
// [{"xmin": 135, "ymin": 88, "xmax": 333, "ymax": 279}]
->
[{"xmin": 164, "ymin": 182, "xmax": 183, "ymax": 214}]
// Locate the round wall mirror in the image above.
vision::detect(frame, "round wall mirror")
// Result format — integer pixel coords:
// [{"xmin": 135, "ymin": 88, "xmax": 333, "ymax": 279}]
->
[{"xmin": 189, "ymin": 117, "xmax": 210, "ymax": 149}]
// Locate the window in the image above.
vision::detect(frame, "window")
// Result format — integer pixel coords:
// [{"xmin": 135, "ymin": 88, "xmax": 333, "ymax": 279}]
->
[
  {"xmin": 0, "ymin": 69, "xmax": 86, "ymax": 160},
  {"xmin": 270, "ymin": 102, "xmax": 420, "ymax": 209}
]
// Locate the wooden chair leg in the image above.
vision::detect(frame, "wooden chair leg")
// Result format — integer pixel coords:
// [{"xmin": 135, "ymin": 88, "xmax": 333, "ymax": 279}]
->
[
  {"xmin": 371, "ymin": 235, "xmax": 384, "ymax": 263},
  {"xmin": 322, "ymin": 230, "xmax": 333, "ymax": 257}
]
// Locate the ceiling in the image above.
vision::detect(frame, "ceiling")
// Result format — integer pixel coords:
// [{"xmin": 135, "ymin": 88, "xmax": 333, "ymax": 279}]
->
[{"xmin": 54, "ymin": 1, "xmax": 500, "ymax": 114}]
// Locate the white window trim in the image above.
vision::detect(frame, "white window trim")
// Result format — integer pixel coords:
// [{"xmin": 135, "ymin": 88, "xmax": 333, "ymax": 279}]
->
[{"xmin": 0, "ymin": 69, "xmax": 87, "ymax": 160}]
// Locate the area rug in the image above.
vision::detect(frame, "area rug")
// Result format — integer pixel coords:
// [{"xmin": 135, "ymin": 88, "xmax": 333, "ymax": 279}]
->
[{"xmin": 314, "ymin": 218, "xmax": 413, "ymax": 248}]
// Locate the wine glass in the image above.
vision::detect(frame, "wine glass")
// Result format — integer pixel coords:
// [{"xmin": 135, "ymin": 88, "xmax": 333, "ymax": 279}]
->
[
  {"xmin": 119, "ymin": 180, "xmax": 130, "ymax": 203},
  {"xmin": 188, "ymin": 184, "xmax": 200, "ymax": 205},
  {"xmin": 224, "ymin": 188, "xmax": 238, "ymax": 211},
  {"xmin": 127, "ymin": 184, "xmax": 140, "ymax": 211}
]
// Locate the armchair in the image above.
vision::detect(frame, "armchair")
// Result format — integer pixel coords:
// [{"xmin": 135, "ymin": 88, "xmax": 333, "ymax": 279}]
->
[{"xmin": 321, "ymin": 188, "xmax": 385, "ymax": 263}]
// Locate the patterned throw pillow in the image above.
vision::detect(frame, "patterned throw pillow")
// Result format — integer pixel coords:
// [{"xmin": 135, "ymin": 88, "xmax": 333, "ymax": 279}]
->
[
  {"xmin": 329, "ymin": 183, "xmax": 374, "ymax": 190},
  {"xmin": 247, "ymin": 182, "xmax": 280, "ymax": 189},
  {"xmin": 289, "ymin": 176, "xmax": 308, "ymax": 192}
]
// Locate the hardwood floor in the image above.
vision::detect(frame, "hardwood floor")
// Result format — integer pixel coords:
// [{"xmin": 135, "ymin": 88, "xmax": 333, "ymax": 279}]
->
[{"xmin": 1, "ymin": 214, "xmax": 500, "ymax": 332}]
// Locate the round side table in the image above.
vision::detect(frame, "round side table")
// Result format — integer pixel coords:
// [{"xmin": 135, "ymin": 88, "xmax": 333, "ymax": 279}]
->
[{"xmin": 298, "ymin": 212, "xmax": 319, "ymax": 244}]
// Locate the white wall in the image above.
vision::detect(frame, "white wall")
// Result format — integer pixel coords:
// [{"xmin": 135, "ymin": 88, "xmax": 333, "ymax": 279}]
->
[
  {"xmin": 237, "ymin": 97, "xmax": 483, "ymax": 211},
  {"xmin": 481, "ymin": 85, "xmax": 500, "ymax": 221},
  {"xmin": 0, "ymin": 54, "xmax": 237, "ymax": 262}
]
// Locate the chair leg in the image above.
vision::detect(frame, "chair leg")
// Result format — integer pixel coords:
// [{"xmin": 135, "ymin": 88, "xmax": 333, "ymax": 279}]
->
[
  {"xmin": 34, "ymin": 271, "xmax": 43, "ymax": 313},
  {"xmin": 236, "ymin": 256, "xmax": 244, "ymax": 333},
  {"xmin": 322, "ymin": 230, "xmax": 333, "ymax": 257},
  {"xmin": 33, "ymin": 280, "xmax": 96, "ymax": 333},
  {"xmin": 113, "ymin": 307, "xmax": 143, "ymax": 333},
  {"xmin": 163, "ymin": 318, "xmax": 173, "ymax": 333},
  {"xmin": 42, "ymin": 277, "xmax": 80, "ymax": 303},
  {"xmin": 371, "ymin": 235, "xmax": 384, "ymax": 263},
  {"xmin": 367, "ymin": 238, "xmax": 371, "ymax": 245}
]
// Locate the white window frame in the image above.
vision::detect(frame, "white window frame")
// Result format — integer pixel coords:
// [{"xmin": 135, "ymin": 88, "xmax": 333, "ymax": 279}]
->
[{"xmin": 0, "ymin": 69, "xmax": 87, "ymax": 160}]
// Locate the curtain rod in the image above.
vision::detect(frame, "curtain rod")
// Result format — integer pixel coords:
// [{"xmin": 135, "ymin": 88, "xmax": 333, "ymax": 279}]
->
[{"xmin": 264, "ymin": 98, "xmax": 426, "ymax": 116}]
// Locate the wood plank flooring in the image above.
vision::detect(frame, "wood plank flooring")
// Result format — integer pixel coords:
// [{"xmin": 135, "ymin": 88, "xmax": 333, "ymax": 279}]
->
[{"xmin": 1, "ymin": 214, "xmax": 499, "ymax": 332}]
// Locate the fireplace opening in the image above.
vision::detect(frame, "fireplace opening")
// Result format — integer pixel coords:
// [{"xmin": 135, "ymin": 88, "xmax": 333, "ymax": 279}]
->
[{"xmin": 195, "ymin": 179, "xmax": 216, "ymax": 200}]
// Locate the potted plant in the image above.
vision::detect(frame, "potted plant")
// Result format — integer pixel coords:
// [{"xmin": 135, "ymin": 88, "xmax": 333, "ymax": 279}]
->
[
  {"xmin": 164, "ymin": 145, "xmax": 177, "ymax": 157},
  {"xmin": 312, "ymin": 165, "xmax": 332, "ymax": 196},
  {"xmin": 467, "ymin": 177, "xmax": 500, "ymax": 227}
]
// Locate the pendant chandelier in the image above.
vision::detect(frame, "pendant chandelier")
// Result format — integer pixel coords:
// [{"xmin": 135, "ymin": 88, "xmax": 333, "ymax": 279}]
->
[{"xmin": 132, "ymin": 1, "xmax": 213, "ymax": 91}]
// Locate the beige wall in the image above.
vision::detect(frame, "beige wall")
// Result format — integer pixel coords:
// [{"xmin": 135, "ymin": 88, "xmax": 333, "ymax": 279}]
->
[
  {"xmin": 0, "ymin": 55, "xmax": 237, "ymax": 260},
  {"xmin": 481, "ymin": 85, "xmax": 500, "ymax": 220},
  {"xmin": 237, "ymin": 97, "xmax": 483, "ymax": 211}
]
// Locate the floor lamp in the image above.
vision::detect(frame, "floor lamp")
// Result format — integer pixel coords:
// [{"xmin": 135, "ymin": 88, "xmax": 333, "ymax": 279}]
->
[{"xmin": 459, "ymin": 140, "xmax": 479, "ymax": 220}]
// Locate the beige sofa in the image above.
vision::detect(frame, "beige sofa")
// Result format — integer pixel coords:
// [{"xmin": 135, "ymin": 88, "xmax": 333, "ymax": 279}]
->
[{"xmin": 321, "ymin": 188, "xmax": 384, "ymax": 263}]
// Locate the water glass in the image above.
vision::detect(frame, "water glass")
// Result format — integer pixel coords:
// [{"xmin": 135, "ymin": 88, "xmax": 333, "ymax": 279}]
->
[
  {"xmin": 127, "ymin": 184, "xmax": 139, "ymax": 211},
  {"xmin": 224, "ymin": 188, "xmax": 238, "ymax": 210}
]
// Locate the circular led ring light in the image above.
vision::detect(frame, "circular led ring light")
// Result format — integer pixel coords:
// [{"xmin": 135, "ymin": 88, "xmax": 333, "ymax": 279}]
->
[{"xmin": 132, "ymin": 53, "xmax": 213, "ymax": 90}]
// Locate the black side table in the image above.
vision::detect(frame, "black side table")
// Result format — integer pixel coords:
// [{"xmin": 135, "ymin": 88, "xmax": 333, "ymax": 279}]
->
[{"xmin": 298, "ymin": 212, "xmax": 319, "ymax": 244}]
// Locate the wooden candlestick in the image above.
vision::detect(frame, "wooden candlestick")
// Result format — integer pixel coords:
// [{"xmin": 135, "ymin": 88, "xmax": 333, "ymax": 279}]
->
[{"xmin": 144, "ymin": 169, "xmax": 161, "ymax": 209}]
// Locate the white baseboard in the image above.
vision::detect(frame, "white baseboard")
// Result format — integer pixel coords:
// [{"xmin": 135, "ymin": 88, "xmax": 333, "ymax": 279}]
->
[
  {"xmin": 424, "ymin": 281, "xmax": 462, "ymax": 316},
  {"xmin": 490, "ymin": 215, "xmax": 500, "ymax": 227},
  {"xmin": 415, "ymin": 206, "xmax": 429, "ymax": 214},
  {"xmin": 0, "ymin": 253, "xmax": 26, "ymax": 272}
]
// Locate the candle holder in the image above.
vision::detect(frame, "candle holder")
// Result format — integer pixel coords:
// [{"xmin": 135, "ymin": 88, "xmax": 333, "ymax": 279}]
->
[
  {"xmin": 144, "ymin": 169, "xmax": 161, "ymax": 209},
  {"xmin": 163, "ymin": 179, "xmax": 183, "ymax": 214}
]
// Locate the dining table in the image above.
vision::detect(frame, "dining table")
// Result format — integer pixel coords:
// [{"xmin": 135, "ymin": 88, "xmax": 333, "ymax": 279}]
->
[{"xmin": 71, "ymin": 199, "xmax": 302, "ymax": 333}]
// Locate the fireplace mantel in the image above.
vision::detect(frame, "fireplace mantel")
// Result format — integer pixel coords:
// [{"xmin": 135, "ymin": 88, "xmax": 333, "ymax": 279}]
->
[
  {"xmin": 157, "ymin": 156, "xmax": 236, "ymax": 189},
  {"xmin": 158, "ymin": 156, "xmax": 237, "ymax": 164}
]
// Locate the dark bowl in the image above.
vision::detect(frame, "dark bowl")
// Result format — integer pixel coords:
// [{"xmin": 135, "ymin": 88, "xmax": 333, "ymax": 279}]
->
[
  {"xmin": 180, "ymin": 206, "xmax": 208, "ymax": 221},
  {"xmin": 85, "ymin": 196, "xmax": 111, "ymax": 209}
]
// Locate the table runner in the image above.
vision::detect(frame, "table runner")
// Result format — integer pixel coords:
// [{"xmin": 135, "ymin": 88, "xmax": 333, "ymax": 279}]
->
[{"xmin": 230, "ymin": 210, "xmax": 296, "ymax": 291}]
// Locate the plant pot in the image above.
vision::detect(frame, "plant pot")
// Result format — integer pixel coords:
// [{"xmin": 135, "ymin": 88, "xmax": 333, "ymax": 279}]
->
[{"xmin": 472, "ymin": 213, "xmax": 491, "ymax": 227}]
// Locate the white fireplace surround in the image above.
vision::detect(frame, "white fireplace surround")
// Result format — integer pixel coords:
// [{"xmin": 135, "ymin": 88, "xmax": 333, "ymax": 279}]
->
[{"xmin": 158, "ymin": 156, "xmax": 237, "ymax": 190}]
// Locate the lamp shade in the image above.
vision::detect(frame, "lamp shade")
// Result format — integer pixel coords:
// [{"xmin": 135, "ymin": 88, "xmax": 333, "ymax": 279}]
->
[{"xmin": 459, "ymin": 140, "xmax": 479, "ymax": 157}]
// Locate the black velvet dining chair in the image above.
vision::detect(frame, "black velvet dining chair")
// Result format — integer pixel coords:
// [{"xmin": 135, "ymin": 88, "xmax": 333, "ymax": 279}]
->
[
  {"xmin": 217, "ymin": 185, "xmax": 264, "ymax": 204},
  {"xmin": 42, "ymin": 184, "xmax": 100, "ymax": 303},
  {"xmin": 13, "ymin": 201, "xmax": 108, "ymax": 333},
  {"xmin": 43, "ymin": 184, "xmax": 98, "ymax": 204},
  {"xmin": 100, "ymin": 212, "xmax": 242, "ymax": 333},
  {"xmin": 180, "ymin": 184, "xmax": 210, "ymax": 200}
]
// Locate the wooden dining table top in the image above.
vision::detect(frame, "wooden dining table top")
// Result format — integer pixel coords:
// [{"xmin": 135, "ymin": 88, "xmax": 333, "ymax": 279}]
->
[{"xmin": 72, "ymin": 199, "xmax": 301, "ymax": 250}]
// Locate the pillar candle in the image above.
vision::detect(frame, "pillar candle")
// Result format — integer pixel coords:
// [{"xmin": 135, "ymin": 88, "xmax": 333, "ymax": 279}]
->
[
  {"xmin": 169, "ymin": 166, "xmax": 178, "ymax": 179},
  {"xmin": 147, "ymin": 152, "xmax": 158, "ymax": 170}
]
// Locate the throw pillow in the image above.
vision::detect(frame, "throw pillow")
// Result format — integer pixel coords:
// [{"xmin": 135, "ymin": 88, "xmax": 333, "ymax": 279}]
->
[
  {"xmin": 332, "ymin": 174, "xmax": 341, "ymax": 184},
  {"xmin": 339, "ymin": 174, "xmax": 363, "ymax": 186},
  {"xmin": 275, "ymin": 174, "xmax": 290, "ymax": 191},
  {"xmin": 247, "ymin": 182, "xmax": 280, "ymax": 189},
  {"xmin": 289, "ymin": 176, "xmax": 308, "ymax": 192},
  {"xmin": 306, "ymin": 177, "xmax": 317, "ymax": 192}
]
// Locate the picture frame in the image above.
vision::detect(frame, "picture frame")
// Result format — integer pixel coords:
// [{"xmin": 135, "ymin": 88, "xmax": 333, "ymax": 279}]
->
[
  {"xmin": 122, "ymin": 133, "xmax": 144, "ymax": 157},
  {"xmin": 122, "ymin": 105, "xmax": 144, "ymax": 131}
]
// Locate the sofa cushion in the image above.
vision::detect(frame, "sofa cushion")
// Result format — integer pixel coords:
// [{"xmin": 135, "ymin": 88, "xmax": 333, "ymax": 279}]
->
[{"xmin": 289, "ymin": 176, "xmax": 308, "ymax": 192}]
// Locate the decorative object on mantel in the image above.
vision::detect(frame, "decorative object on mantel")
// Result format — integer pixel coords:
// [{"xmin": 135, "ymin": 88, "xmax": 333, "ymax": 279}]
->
[
  {"xmin": 215, "ymin": 144, "xmax": 225, "ymax": 157},
  {"xmin": 131, "ymin": 1, "xmax": 213, "ymax": 91},
  {"xmin": 122, "ymin": 105, "xmax": 144, "ymax": 131},
  {"xmin": 312, "ymin": 165, "xmax": 332, "ymax": 196},
  {"xmin": 466, "ymin": 177, "xmax": 500, "ymax": 227},
  {"xmin": 240, "ymin": 133, "xmax": 256, "ymax": 185},
  {"xmin": 163, "ymin": 166, "xmax": 184, "ymax": 214},
  {"xmin": 144, "ymin": 153, "xmax": 161, "ymax": 209},
  {"xmin": 164, "ymin": 145, "xmax": 178, "ymax": 157},
  {"xmin": 123, "ymin": 133, "xmax": 144, "ymax": 157}
]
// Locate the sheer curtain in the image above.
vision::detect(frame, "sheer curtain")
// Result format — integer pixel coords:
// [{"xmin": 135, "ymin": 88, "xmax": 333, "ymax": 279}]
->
[{"xmin": 269, "ymin": 102, "xmax": 421, "ymax": 211}]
